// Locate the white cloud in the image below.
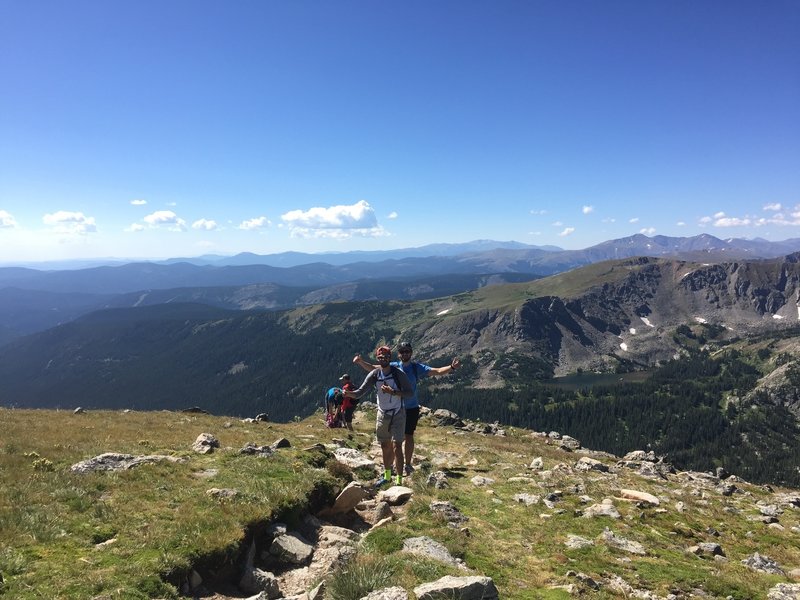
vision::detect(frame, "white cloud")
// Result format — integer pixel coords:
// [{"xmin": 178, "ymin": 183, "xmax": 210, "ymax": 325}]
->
[
  {"xmin": 601, "ymin": 217, "xmax": 616, "ymax": 223},
  {"xmin": 763, "ymin": 203, "xmax": 782, "ymax": 212},
  {"xmin": 125, "ymin": 223, "xmax": 145, "ymax": 232},
  {"xmin": 131, "ymin": 199, "xmax": 147, "ymax": 206},
  {"xmin": 143, "ymin": 210, "xmax": 187, "ymax": 231},
  {"xmin": 640, "ymin": 227, "xmax": 656, "ymax": 235},
  {"xmin": 387, "ymin": 211, "xmax": 398, "ymax": 220},
  {"xmin": 629, "ymin": 217, "xmax": 639, "ymax": 224},
  {"xmin": 530, "ymin": 209, "xmax": 548, "ymax": 215},
  {"xmin": 192, "ymin": 218, "xmax": 218, "ymax": 231},
  {"xmin": 714, "ymin": 217, "xmax": 751, "ymax": 227},
  {"xmin": 558, "ymin": 227, "xmax": 575, "ymax": 237},
  {"xmin": 714, "ymin": 211, "xmax": 726, "ymax": 219},
  {"xmin": 582, "ymin": 205, "xmax": 594, "ymax": 215},
  {"xmin": 699, "ymin": 216, "xmax": 713, "ymax": 224},
  {"xmin": 677, "ymin": 221, "xmax": 686, "ymax": 226},
  {"xmin": 551, "ymin": 221, "xmax": 563, "ymax": 227},
  {"xmin": 43, "ymin": 210, "xmax": 97, "ymax": 235},
  {"xmin": 238, "ymin": 216, "xmax": 271, "ymax": 230},
  {"xmin": 281, "ymin": 200, "xmax": 387, "ymax": 239},
  {"xmin": 0, "ymin": 210, "xmax": 18, "ymax": 228}
]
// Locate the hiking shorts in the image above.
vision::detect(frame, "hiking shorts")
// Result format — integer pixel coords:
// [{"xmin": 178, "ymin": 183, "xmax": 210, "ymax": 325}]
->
[
  {"xmin": 376, "ymin": 408, "xmax": 405, "ymax": 443},
  {"xmin": 343, "ymin": 406, "xmax": 355, "ymax": 423},
  {"xmin": 404, "ymin": 406, "xmax": 420, "ymax": 435}
]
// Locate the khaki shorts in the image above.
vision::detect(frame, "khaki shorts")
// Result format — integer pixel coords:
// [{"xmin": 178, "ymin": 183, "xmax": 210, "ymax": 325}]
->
[{"xmin": 376, "ymin": 408, "xmax": 406, "ymax": 443}]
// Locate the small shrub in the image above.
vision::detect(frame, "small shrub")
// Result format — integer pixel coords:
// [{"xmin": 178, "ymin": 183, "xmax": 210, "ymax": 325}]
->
[
  {"xmin": 326, "ymin": 555, "xmax": 396, "ymax": 600},
  {"xmin": 326, "ymin": 458, "xmax": 354, "ymax": 483},
  {"xmin": 32, "ymin": 458, "xmax": 54, "ymax": 472}
]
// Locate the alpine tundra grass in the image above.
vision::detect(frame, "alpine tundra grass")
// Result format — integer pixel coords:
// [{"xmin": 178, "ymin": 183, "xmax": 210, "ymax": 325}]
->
[{"xmin": 1, "ymin": 406, "xmax": 799, "ymax": 599}]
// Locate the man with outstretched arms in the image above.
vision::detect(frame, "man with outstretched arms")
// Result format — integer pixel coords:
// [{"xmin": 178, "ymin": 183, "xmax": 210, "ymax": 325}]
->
[
  {"xmin": 354, "ymin": 341, "xmax": 460, "ymax": 476},
  {"xmin": 344, "ymin": 345, "xmax": 413, "ymax": 488}
]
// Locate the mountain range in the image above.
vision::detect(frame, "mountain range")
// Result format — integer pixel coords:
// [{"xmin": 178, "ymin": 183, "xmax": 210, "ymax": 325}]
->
[{"xmin": 3, "ymin": 233, "xmax": 800, "ymax": 345}]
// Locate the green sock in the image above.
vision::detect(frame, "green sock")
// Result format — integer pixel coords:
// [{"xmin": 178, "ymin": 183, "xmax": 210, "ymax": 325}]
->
[
  {"xmin": 384, "ymin": 469, "xmax": 391, "ymax": 480},
  {"xmin": 395, "ymin": 474, "xmax": 402, "ymax": 485}
]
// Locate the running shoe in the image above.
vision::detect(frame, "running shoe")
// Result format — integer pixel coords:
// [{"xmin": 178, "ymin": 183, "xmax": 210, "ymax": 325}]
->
[
  {"xmin": 373, "ymin": 476, "xmax": 390, "ymax": 489},
  {"xmin": 403, "ymin": 464, "xmax": 415, "ymax": 476}
]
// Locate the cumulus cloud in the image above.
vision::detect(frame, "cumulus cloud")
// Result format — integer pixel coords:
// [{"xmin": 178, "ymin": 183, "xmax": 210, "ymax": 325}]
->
[
  {"xmin": 714, "ymin": 217, "xmax": 751, "ymax": 227},
  {"xmin": 763, "ymin": 203, "xmax": 782, "ymax": 212},
  {"xmin": 125, "ymin": 223, "xmax": 145, "ymax": 232},
  {"xmin": 640, "ymin": 227, "xmax": 656, "ymax": 235},
  {"xmin": 558, "ymin": 227, "xmax": 575, "ymax": 237},
  {"xmin": 714, "ymin": 211, "xmax": 726, "ymax": 219},
  {"xmin": 629, "ymin": 217, "xmax": 639, "ymax": 223},
  {"xmin": 387, "ymin": 211, "xmax": 398, "ymax": 220},
  {"xmin": 281, "ymin": 200, "xmax": 387, "ymax": 239},
  {"xmin": 582, "ymin": 205, "xmax": 594, "ymax": 215},
  {"xmin": 238, "ymin": 216, "xmax": 271, "ymax": 230},
  {"xmin": 0, "ymin": 210, "xmax": 18, "ymax": 228},
  {"xmin": 699, "ymin": 216, "xmax": 713, "ymax": 224},
  {"xmin": 131, "ymin": 199, "xmax": 147, "ymax": 206},
  {"xmin": 192, "ymin": 218, "xmax": 218, "ymax": 231},
  {"xmin": 143, "ymin": 210, "xmax": 187, "ymax": 231},
  {"xmin": 677, "ymin": 221, "xmax": 686, "ymax": 226},
  {"xmin": 43, "ymin": 211, "xmax": 97, "ymax": 235}
]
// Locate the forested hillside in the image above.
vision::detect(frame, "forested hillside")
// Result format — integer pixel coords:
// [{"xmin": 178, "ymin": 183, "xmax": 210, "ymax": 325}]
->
[{"xmin": 425, "ymin": 351, "xmax": 800, "ymax": 487}]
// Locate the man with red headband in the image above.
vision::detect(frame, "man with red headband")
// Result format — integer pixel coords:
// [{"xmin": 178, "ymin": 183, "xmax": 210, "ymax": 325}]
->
[{"xmin": 343, "ymin": 345, "xmax": 413, "ymax": 488}]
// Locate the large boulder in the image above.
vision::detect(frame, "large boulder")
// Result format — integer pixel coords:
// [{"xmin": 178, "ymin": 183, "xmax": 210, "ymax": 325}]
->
[{"xmin": 414, "ymin": 576, "xmax": 498, "ymax": 600}]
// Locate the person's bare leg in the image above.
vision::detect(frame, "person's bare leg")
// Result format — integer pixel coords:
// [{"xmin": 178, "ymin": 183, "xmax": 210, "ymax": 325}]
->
[
  {"xmin": 404, "ymin": 433, "xmax": 414, "ymax": 468},
  {"xmin": 381, "ymin": 441, "xmax": 394, "ymax": 472},
  {"xmin": 393, "ymin": 440, "xmax": 404, "ymax": 479}
]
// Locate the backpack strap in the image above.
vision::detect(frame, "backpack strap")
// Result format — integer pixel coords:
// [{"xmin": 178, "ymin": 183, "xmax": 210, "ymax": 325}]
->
[{"xmin": 390, "ymin": 365, "xmax": 406, "ymax": 410}]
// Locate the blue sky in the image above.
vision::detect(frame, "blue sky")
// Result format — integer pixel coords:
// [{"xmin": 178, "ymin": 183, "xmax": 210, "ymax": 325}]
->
[{"xmin": 1, "ymin": 1, "xmax": 798, "ymax": 262}]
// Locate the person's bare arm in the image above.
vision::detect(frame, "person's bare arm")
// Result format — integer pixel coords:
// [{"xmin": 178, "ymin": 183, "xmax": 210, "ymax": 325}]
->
[
  {"xmin": 429, "ymin": 358, "xmax": 461, "ymax": 376},
  {"xmin": 353, "ymin": 354, "xmax": 378, "ymax": 373}
]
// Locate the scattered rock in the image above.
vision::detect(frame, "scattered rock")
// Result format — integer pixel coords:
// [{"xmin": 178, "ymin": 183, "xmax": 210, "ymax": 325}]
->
[
  {"xmin": 269, "ymin": 532, "xmax": 314, "ymax": 565},
  {"xmin": 70, "ymin": 453, "xmax": 185, "ymax": 474},
  {"xmin": 73, "ymin": 407, "xmax": 85, "ymax": 414},
  {"xmin": 361, "ymin": 587, "xmax": 409, "ymax": 600},
  {"xmin": 414, "ymin": 576, "xmax": 499, "ymax": 600},
  {"xmin": 319, "ymin": 481, "xmax": 370, "ymax": 516},
  {"xmin": 559, "ymin": 435, "xmax": 581, "ymax": 451},
  {"xmin": 599, "ymin": 528, "xmax": 646, "ymax": 555},
  {"xmin": 582, "ymin": 499, "xmax": 621, "ymax": 519},
  {"xmin": 529, "ymin": 456, "xmax": 544, "ymax": 470},
  {"xmin": 688, "ymin": 543, "xmax": 724, "ymax": 557},
  {"xmin": 575, "ymin": 456, "xmax": 608, "ymax": 472},
  {"xmin": 742, "ymin": 553, "xmax": 785, "ymax": 575},
  {"xmin": 192, "ymin": 433, "xmax": 219, "ymax": 454},
  {"xmin": 564, "ymin": 534, "xmax": 593, "ymax": 550},
  {"xmin": 618, "ymin": 489, "xmax": 660, "ymax": 506},
  {"xmin": 430, "ymin": 501, "xmax": 469, "ymax": 527},
  {"xmin": 403, "ymin": 536, "xmax": 467, "ymax": 570},
  {"xmin": 426, "ymin": 471, "xmax": 449, "ymax": 489},
  {"xmin": 379, "ymin": 486, "xmax": 414, "ymax": 506},
  {"xmin": 240, "ymin": 443, "xmax": 275, "ymax": 457},
  {"xmin": 470, "ymin": 475, "xmax": 495, "ymax": 487},
  {"xmin": 271, "ymin": 437, "xmax": 291, "ymax": 449},
  {"xmin": 431, "ymin": 409, "xmax": 465, "ymax": 428},
  {"xmin": 206, "ymin": 488, "xmax": 239, "ymax": 500},
  {"xmin": 767, "ymin": 583, "xmax": 800, "ymax": 600},
  {"xmin": 333, "ymin": 447, "xmax": 376, "ymax": 469},
  {"xmin": 513, "ymin": 493, "xmax": 540, "ymax": 506}
]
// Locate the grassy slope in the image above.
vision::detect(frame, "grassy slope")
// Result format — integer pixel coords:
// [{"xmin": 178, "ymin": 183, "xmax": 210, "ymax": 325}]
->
[{"xmin": 1, "ymin": 407, "xmax": 799, "ymax": 599}]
